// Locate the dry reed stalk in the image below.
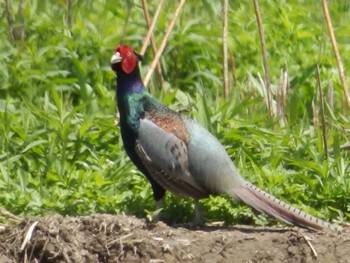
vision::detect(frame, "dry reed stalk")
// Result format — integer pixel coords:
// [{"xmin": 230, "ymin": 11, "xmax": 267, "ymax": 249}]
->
[
  {"xmin": 229, "ymin": 49, "xmax": 236, "ymax": 87},
  {"xmin": 121, "ymin": 1, "xmax": 133, "ymax": 44},
  {"xmin": 327, "ymin": 84, "xmax": 334, "ymax": 126},
  {"xmin": 140, "ymin": 0, "xmax": 165, "ymax": 91},
  {"xmin": 322, "ymin": 0, "xmax": 350, "ymax": 109},
  {"xmin": 65, "ymin": 0, "xmax": 72, "ymax": 28},
  {"xmin": 144, "ymin": 0, "xmax": 186, "ymax": 87},
  {"xmin": 223, "ymin": 0, "xmax": 230, "ymax": 99},
  {"xmin": 5, "ymin": 0, "xmax": 25, "ymax": 43},
  {"xmin": 277, "ymin": 69, "xmax": 288, "ymax": 127},
  {"xmin": 253, "ymin": 0, "xmax": 273, "ymax": 118},
  {"xmin": 316, "ymin": 65, "xmax": 328, "ymax": 159},
  {"xmin": 312, "ymin": 100, "xmax": 319, "ymax": 128},
  {"xmin": 140, "ymin": 0, "xmax": 164, "ymax": 55}
]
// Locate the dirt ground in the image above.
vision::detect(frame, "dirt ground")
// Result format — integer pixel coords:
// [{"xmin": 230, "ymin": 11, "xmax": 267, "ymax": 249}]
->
[{"xmin": 0, "ymin": 214, "xmax": 349, "ymax": 263}]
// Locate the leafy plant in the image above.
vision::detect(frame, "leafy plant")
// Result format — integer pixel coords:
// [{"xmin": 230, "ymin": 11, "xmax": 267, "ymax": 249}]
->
[{"xmin": 0, "ymin": 0, "xmax": 349, "ymax": 225}]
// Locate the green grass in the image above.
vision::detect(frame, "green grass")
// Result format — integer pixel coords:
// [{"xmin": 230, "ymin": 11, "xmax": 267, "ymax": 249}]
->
[{"xmin": 0, "ymin": 0, "xmax": 349, "ymax": 225}]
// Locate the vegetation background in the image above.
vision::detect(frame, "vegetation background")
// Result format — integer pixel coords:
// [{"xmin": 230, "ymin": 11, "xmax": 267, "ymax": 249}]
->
[{"xmin": 0, "ymin": 0, "xmax": 349, "ymax": 226}]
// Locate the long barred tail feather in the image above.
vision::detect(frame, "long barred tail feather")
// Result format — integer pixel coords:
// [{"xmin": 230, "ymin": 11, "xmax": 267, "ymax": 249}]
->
[{"xmin": 230, "ymin": 181, "xmax": 340, "ymax": 231}]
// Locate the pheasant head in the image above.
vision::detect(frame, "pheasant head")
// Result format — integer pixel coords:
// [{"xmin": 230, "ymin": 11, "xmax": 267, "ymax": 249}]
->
[{"xmin": 111, "ymin": 45, "xmax": 143, "ymax": 74}]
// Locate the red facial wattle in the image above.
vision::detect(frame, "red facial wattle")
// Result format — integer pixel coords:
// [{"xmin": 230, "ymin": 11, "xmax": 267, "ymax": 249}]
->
[{"xmin": 116, "ymin": 45, "xmax": 137, "ymax": 74}]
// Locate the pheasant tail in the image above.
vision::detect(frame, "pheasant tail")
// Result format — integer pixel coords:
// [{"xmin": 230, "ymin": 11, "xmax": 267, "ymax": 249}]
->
[{"xmin": 230, "ymin": 181, "xmax": 338, "ymax": 230}]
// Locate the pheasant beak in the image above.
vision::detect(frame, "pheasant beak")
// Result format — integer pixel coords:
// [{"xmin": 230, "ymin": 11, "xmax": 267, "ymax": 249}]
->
[{"xmin": 111, "ymin": 51, "xmax": 122, "ymax": 65}]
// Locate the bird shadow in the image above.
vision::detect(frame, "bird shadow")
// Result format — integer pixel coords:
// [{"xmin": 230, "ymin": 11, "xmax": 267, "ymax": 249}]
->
[
  {"xmin": 175, "ymin": 224, "xmax": 294, "ymax": 234},
  {"xmin": 148, "ymin": 220, "xmax": 308, "ymax": 234}
]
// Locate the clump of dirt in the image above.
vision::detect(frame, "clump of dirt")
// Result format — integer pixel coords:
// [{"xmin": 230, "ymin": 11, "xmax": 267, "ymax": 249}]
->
[{"xmin": 0, "ymin": 214, "xmax": 348, "ymax": 262}]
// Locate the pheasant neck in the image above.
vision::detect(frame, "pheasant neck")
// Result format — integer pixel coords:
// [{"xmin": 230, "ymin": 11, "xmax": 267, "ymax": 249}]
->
[{"xmin": 116, "ymin": 66, "xmax": 145, "ymax": 95}]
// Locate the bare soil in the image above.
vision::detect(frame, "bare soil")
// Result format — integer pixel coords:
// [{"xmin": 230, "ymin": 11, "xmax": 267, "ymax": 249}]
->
[{"xmin": 0, "ymin": 214, "xmax": 348, "ymax": 263}]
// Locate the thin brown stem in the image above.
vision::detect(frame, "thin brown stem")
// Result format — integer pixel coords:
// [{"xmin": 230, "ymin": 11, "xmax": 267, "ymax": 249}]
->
[
  {"xmin": 140, "ymin": 0, "xmax": 164, "ymax": 55},
  {"xmin": 66, "ymin": 0, "xmax": 72, "ymax": 28},
  {"xmin": 312, "ymin": 99, "xmax": 319, "ymax": 129},
  {"xmin": 229, "ymin": 49, "xmax": 236, "ymax": 87},
  {"xmin": 222, "ymin": 0, "xmax": 230, "ymax": 99},
  {"xmin": 5, "ymin": 0, "xmax": 25, "ymax": 43},
  {"xmin": 140, "ymin": 0, "xmax": 165, "ymax": 91},
  {"xmin": 327, "ymin": 84, "xmax": 334, "ymax": 128},
  {"xmin": 322, "ymin": 0, "xmax": 350, "ymax": 109},
  {"xmin": 17, "ymin": 0, "xmax": 25, "ymax": 42},
  {"xmin": 316, "ymin": 65, "xmax": 328, "ymax": 159},
  {"xmin": 253, "ymin": 0, "xmax": 273, "ymax": 118},
  {"xmin": 144, "ymin": 0, "xmax": 186, "ymax": 87},
  {"xmin": 4, "ymin": 0, "xmax": 14, "ymax": 42},
  {"xmin": 277, "ymin": 69, "xmax": 288, "ymax": 127},
  {"xmin": 121, "ymin": 1, "xmax": 133, "ymax": 44}
]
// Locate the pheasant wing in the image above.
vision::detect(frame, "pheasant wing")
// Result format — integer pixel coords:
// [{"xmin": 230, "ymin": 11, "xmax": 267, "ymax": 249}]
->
[{"xmin": 135, "ymin": 118, "xmax": 207, "ymax": 198}]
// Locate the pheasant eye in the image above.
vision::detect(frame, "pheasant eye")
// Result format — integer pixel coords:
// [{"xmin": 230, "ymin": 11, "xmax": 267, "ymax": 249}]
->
[{"xmin": 127, "ymin": 51, "xmax": 131, "ymax": 57}]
